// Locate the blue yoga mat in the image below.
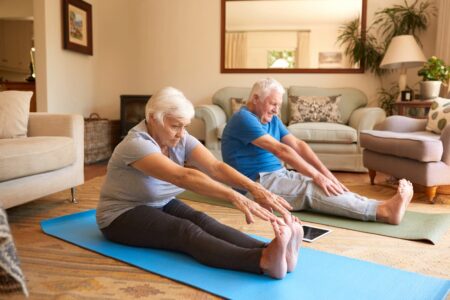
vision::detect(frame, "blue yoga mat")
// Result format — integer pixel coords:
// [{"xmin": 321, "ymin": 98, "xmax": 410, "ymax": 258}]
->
[{"xmin": 41, "ymin": 210, "xmax": 450, "ymax": 300}]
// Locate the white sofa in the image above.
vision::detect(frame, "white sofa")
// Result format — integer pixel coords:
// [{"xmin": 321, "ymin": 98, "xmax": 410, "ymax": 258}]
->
[
  {"xmin": 0, "ymin": 113, "xmax": 84, "ymax": 209},
  {"xmin": 195, "ymin": 86, "xmax": 386, "ymax": 172}
]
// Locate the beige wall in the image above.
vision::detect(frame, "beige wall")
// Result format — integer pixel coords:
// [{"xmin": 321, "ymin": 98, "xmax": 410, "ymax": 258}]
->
[
  {"xmin": 0, "ymin": 0, "xmax": 33, "ymax": 18},
  {"xmin": 32, "ymin": 0, "xmax": 438, "ymax": 136},
  {"xmin": 34, "ymin": 0, "xmax": 97, "ymax": 113}
]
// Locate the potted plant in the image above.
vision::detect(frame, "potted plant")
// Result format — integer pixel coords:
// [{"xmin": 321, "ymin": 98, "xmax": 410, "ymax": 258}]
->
[{"xmin": 417, "ymin": 56, "xmax": 450, "ymax": 99}]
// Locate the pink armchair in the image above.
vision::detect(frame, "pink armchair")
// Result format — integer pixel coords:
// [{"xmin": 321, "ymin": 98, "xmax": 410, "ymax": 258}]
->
[{"xmin": 360, "ymin": 116, "xmax": 450, "ymax": 202}]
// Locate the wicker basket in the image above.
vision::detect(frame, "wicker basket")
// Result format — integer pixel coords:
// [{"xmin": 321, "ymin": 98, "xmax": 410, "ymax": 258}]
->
[{"xmin": 84, "ymin": 113, "xmax": 112, "ymax": 164}]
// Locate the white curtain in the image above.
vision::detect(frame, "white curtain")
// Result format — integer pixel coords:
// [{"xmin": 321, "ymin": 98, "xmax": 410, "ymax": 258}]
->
[
  {"xmin": 296, "ymin": 31, "xmax": 310, "ymax": 68},
  {"xmin": 435, "ymin": 0, "xmax": 450, "ymax": 97},
  {"xmin": 225, "ymin": 32, "xmax": 247, "ymax": 68}
]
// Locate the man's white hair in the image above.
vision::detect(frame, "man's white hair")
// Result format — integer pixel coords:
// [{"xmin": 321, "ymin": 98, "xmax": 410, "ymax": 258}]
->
[
  {"xmin": 249, "ymin": 78, "xmax": 285, "ymax": 102},
  {"xmin": 145, "ymin": 87, "xmax": 195, "ymax": 124}
]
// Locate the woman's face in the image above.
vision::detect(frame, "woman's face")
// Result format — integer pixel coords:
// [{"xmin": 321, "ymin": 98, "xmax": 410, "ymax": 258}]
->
[{"xmin": 152, "ymin": 115, "xmax": 191, "ymax": 148}]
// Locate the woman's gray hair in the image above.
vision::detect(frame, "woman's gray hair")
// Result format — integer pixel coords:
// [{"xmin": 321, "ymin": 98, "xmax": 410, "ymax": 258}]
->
[
  {"xmin": 249, "ymin": 78, "xmax": 285, "ymax": 102},
  {"xmin": 145, "ymin": 87, "xmax": 195, "ymax": 124}
]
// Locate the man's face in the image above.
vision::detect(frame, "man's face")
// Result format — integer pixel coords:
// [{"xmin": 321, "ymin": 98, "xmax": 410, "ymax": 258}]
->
[{"xmin": 254, "ymin": 90, "xmax": 282, "ymax": 124}]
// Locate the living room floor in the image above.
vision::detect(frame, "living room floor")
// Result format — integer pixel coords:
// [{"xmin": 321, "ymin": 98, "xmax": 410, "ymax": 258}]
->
[{"xmin": 5, "ymin": 161, "xmax": 450, "ymax": 299}]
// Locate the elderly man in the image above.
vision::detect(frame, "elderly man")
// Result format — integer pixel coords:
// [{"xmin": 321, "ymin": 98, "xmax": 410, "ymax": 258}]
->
[{"xmin": 221, "ymin": 78, "xmax": 413, "ymax": 225}]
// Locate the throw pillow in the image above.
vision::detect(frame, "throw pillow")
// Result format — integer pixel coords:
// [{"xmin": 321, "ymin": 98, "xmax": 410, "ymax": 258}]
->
[
  {"xmin": 426, "ymin": 97, "xmax": 450, "ymax": 134},
  {"xmin": 288, "ymin": 95, "xmax": 342, "ymax": 125},
  {"xmin": 230, "ymin": 97, "xmax": 247, "ymax": 114},
  {"xmin": 0, "ymin": 91, "xmax": 32, "ymax": 139}
]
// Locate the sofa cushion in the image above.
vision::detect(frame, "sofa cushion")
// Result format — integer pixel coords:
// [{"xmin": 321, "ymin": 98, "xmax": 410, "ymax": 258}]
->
[
  {"xmin": 217, "ymin": 123, "xmax": 227, "ymax": 139},
  {"xmin": 426, "ymin": 98, "xmax": 450, "ymax": 134},
  {"xmin": 0, "ymin": 91, "xmax": 32, "ymax": 139},
  {"xmin": 288, "ymin": 95, "xmax": 342, "ymax": 124},
  {"xmin": 288, "ymin": 86, "xmax": 367, "ymax": 124},
  {"xmin": 288, "ymin": 122, "xmax": 357, "ymax": 144},
  {"xmin": 0, "ymin": 136, "xmax": 75, "ymax": 182},
  {"xmin": 360, "ymin": 130, "xmax": 442, "ymax": 162}
]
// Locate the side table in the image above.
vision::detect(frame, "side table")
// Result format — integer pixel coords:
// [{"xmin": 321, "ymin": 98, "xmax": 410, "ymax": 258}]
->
[{"xmin": 394, "ymin": 100, "xmax": 434, "ymax": 119}]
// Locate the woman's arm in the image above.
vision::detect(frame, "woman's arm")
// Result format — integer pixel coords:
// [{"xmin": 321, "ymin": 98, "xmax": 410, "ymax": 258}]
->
[
  {"xmin": 131, "ymin": 152, "xmax": 276, "ymax": 224},
  {"xmin": 188, "ymin": 144, "xmax": 292, "ymax": 218}
]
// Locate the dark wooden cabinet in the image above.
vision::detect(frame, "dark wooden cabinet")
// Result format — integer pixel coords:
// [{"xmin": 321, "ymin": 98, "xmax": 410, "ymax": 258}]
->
[{"xmin": 1, "ymin": 81, "xmax": 36, "ymax": 112}]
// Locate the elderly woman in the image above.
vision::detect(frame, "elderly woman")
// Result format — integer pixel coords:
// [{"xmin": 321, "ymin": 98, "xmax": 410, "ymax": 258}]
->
[{"xmin": 96, "ymin": 87, "xmax": 303, "ymax": 279}]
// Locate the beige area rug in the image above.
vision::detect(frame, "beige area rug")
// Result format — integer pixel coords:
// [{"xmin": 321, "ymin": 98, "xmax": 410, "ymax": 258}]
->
[{"xmin": 6, "ymin": 176, "xmax": 450, "ymax": 299}]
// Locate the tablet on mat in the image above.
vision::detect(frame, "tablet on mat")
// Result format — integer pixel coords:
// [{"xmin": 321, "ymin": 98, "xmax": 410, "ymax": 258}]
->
[{"xmin": 302, "ymin": 225, "xmax": 331, "ymax": 242}]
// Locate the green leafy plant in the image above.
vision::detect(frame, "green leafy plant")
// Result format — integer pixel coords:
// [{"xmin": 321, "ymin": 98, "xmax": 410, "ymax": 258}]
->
[
  {"xmin": 417, "ymin": 56, "xmax": 450, "ymax": 82},
  {"xmin": 337, "ymin": 18, "xmax": 387, "ymax": 76},
  {"xmin": 372, "ymin": 0, "xmax": 435, "ymax": 47},
  {"xmin": 337, "ymin": 0, "xmax": 436, "ymax": 77},
  {"xmin": 378, "ymin": 85, "xmax": 399, "ymax": 116}
]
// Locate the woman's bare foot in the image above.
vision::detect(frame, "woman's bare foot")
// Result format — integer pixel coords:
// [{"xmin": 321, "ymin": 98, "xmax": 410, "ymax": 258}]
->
[
  {"xmin": 260, "ymin": 219, "xmax": 291, "ymax": 279},
  {"xmin": 377, "ymin": 179, "xmax": 414, "ymax": 225},
  {"xmin": 285, "ymin": 215, "xmax": 303, "ymax": 272}
]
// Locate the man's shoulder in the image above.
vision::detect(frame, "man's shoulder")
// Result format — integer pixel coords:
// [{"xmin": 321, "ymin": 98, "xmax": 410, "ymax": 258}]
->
[{"xmin": 229, "ymin": 108, "xmax": 259, "ymax": 126}]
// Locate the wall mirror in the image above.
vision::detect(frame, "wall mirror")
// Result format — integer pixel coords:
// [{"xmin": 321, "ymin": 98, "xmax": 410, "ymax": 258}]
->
[{"xmin": 221, "ymin": 0, "xmax": 366, "ymax": 73}]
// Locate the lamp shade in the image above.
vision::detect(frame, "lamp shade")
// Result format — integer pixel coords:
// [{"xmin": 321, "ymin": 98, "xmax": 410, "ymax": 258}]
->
[{"xmin": 380, "ymin": 35, "xmax": 426, "ymax": 69}]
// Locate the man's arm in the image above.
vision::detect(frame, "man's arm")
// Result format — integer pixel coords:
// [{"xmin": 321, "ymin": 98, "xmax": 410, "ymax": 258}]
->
[
  {"xmin": 252, "ymin": 134, "xmax": 345, "ymax": 196},
  {"xmin": 282, "ymin": 134, "xmax": 349, "ymax": 192}
]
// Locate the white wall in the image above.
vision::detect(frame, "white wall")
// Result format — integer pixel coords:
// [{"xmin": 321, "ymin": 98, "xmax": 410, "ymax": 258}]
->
[{"xmin": 33, "ymin": 0, "xmax": 438, "ymax": 136}]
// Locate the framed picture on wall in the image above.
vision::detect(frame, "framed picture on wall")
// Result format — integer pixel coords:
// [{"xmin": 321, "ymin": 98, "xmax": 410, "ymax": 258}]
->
[{"xmin": 62, "ymin": 0, "xmax": 93, "ymax": 55}]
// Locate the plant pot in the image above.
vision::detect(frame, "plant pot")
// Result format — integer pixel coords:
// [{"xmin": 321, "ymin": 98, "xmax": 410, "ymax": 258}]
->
[{"xmin": 420, "ymin": 81, "xmax": 442, "ymax": 99}]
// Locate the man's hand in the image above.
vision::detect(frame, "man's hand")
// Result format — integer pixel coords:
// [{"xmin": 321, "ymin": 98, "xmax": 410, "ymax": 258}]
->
[
  {"xmin": 323, "ymin": 170, "xmax": 349, "ymax": 193},
  {"xmin": 250, "ymin": 185, "xmax": 293, "ymax": 221},
  {"xmin": 331, "ymin": 176, "xmax": 349, "ymax": 192},
  {"xmin": 312, "ymin": 172, "xmax": 345, "ymax": 197}
]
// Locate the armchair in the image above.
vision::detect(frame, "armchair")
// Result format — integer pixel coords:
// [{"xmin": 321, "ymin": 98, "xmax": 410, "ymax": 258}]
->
[{"xmin": 360, "ymin": 116, "xmax": 450, "ymax": 202}]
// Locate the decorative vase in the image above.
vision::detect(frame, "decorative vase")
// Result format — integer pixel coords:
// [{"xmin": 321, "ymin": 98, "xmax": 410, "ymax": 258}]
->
[{"xmin": 419, "ymin": 81, "xmax": 442, "ymax": 99}]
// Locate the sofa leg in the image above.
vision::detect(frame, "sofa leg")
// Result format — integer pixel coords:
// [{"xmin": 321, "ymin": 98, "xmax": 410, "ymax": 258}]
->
[
  {"xmin": 425, "ymin": 186, "xmax": 437, "ymax": 204},
  {"xmin": 70, "ymin": 187, "xmax": 78, "ymax": 204},
  {"xmin": 368, "ymin": 170, "xmax": 376, "ymax": 185}
]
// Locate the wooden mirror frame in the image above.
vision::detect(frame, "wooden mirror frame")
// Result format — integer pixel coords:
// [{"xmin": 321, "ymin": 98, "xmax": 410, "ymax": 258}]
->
[{"xmin": 220, "ymin": 0, "xmax": 367, "ymax": 74}]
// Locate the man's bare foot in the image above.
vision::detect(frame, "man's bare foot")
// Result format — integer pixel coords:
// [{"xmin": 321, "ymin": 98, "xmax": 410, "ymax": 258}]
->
[
  {"xmin": 285, "ymin": 215, "xmax": 303, "ymax": 272},
  {"xmin": 377, "ymin": 179, "xmax": 414, "ymax": 225},
  {"xmin": 260, "ymin": 219, "xmax": 291, "ymax": 279}
]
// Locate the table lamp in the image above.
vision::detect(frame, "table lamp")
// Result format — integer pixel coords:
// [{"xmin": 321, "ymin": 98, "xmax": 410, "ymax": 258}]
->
[{"xmin": 380, "ymin": 35, "xmax": 426, "ymax": 99}]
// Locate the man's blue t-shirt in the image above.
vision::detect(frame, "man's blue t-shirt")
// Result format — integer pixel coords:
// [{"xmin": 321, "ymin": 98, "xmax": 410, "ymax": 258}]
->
[{"xmin": 221, "ymin": 107, "xmax": 289, "ymax": 180}]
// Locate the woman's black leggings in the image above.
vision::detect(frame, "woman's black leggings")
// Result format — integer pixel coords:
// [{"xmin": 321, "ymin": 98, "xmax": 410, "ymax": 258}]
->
[{"xmin": 101, "ymin": 199, "xmax": 266, "ymax": 274}]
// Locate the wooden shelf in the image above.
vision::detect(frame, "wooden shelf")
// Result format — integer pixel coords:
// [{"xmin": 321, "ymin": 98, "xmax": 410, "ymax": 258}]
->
[{"xmin": 394, "ymin": 99, "xmax": 434, "ymax": 119}]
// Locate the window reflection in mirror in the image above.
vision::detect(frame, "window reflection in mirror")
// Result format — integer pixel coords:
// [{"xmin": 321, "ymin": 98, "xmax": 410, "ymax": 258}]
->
[{"xmin": 221, "ymin": 0, "xmax": 366, "ymax": 73}]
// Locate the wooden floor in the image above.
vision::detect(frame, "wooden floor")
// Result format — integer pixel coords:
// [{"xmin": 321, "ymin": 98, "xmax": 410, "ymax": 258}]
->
[{"xmin": 5, "ymin": 162, "xmax": 450, "ymax": 299}]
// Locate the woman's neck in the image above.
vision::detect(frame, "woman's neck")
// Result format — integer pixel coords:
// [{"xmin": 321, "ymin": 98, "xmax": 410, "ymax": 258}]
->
[{"xmin": 146, "ymin": 121, "xmax": 169, "ymax": 156}]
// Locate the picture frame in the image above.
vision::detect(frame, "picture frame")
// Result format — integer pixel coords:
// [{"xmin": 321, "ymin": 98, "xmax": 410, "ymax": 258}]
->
[
  {"xmin": 62, "ymin": 0, "xmax": 93, "ymax": 55},
  {"xmin": 401, "ymin": 90, "xmax": 413, "ymax": 102}
]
